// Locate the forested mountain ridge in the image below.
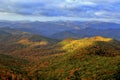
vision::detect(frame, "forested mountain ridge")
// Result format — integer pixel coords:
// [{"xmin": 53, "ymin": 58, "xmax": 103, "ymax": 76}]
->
[{"xmin": 0, "ymin": 28, "xmax": 120, "ymax": 80}]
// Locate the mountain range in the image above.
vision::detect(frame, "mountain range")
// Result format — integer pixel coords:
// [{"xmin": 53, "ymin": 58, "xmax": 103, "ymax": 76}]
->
[
  {"xmin": 0, "ymin": 21, "xmax": 120, "ymax": 80},
  {"xmin": 0, "ymin": 21, "xmax": 120, "ymax": 40}
]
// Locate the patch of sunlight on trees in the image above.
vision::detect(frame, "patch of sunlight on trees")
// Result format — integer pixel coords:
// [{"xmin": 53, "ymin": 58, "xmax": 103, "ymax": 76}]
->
[{"xmin": 18, "ymin": 38, "xmax": 48, "ymax": 47}]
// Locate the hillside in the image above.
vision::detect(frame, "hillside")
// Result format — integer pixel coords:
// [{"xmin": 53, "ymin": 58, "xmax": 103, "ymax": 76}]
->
[
  {"xmin": 0, "ymin": 27, "xmax": 57, "ymax": 43},
  {"xmin": 0, "ymin": 54, "xmax": 29, "ymax": 80},
  {"xmin": 0, "ymin": 28, "xmax": 59, "ymax": 57},
  {"xmin": 50, "ymin": 31, "xmax": 78, "ymax": 39},
  {"xmin": 24, "ymin": 36, "xmax": 120, "ymax": 80},
  {"xmin": 0, "ymin": 21, "xmax": 120, "ymax": 38},
  {"xmin": 51, "ymin": 28, "xmax": 120, "ymax": 40},
  {"xmin": 61, "ymin": 36, "xmax": 120, "ymax": 56},
  {"xmin": 0, "ymin": 28, "xmax": 120, "ymax": 80}
]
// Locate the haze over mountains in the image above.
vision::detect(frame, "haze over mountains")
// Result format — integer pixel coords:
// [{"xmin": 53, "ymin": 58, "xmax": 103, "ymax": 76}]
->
[{"xmin": 0, "ymin": 21, "xmax": 120, "ymax": 40}]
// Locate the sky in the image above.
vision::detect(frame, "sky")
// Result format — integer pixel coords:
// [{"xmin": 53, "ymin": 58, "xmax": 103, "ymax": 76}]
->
[{"xmin": 0, "ymin": 0, "xmax": 120, "ymax": 22}]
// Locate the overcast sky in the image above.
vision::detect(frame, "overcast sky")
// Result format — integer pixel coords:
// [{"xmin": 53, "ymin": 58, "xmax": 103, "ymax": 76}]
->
[{"xmin": 0, "ymin": 0, "xmax": 120, "ymax": 22}]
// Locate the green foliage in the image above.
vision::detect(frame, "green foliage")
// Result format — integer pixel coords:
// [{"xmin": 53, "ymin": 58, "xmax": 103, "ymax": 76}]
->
[
  {"xmin": 0, "ymin": 28, "xmax": 120, "ymax": 80},
  {"xmin": 33, "ymin": 54, "xmax": 120, "ymax": 80},
  {"xmin": 27, "ymin": 36, "xmax": 120, "ymax": 80},
  {"xmin": 0, "ymin": 54, "xmax": 29, "ymax": 80}
]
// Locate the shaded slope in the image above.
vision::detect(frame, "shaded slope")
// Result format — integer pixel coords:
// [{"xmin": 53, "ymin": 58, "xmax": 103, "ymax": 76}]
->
[
  {"xmin": 0, "ymin": 54, "xmax": 29, "ymax": 80},
  {"xmin": 0, "ymin": 28, "xmax": 59, "ymax": 57},
  {"xmin": 50, "ymin": 28, "xmax": 120, "ymax": 40},
  {"xmin": 0, "ymin": 27, "xmax": 57, "ymax": 43},
  {"xmin": 50, "ymin": 31, "xmax": 77, "ymax": 39}
]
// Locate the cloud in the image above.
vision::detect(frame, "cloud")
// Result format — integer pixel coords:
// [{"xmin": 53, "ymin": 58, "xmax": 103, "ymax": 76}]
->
[
  {"xmin": 58, "ymin": 0, "xmax": 96, "ymax": 9},
  {"xmin": 0, "ymin": 0, "xmax": 120, "ymax": 22}
]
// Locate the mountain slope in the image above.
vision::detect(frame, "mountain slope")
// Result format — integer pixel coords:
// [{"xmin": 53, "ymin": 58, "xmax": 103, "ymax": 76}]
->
[
  {"xmin": 0, "ymin": 33, "xmax": 120, "ymax": 79},
  {"xmin": 61, "ymin": 36, "xmax": 120, "ymax": 56},
  {"xmin": 51, "ymin": 28, "xmax": 120, "ymax": 40},
  {"xmin": 27, "ymin": 36, "xmax": 120, "ymax": 80},
  {"xmin": 50, "ymin": 31, "xmax": 78, "ymax": 39},
  {"xmin": 0, "ymin": 28, "xmax": 59, "ymax": 57},
  {"xmin": 0, "ymin": 54, "xmax": 29, "ymax": 80},
  {"xmin": 0, "ymin": 27, "xmax": 57, "ymax": 43},
  {"xmin": 0, "ymin": 27, "xmax": 120, "ymax": 80},
  {"xmin": 0, "ymin": 21, "xmax": 120, "ymax": 37}
]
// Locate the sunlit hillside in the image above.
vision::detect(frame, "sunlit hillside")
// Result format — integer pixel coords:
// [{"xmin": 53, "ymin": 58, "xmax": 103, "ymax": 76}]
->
[
  {"xmin": 62, "ymin": 36, "xmax": 120, "ymax": 56},
  {"xmin": 22, "ymin": 36, "xmax": 120, "ymax": 80},
  {"xmin": 0, "ymin": 29, "xmax": 120, "ymax": 80}
]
